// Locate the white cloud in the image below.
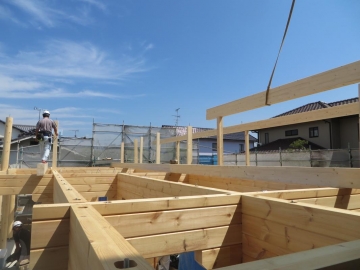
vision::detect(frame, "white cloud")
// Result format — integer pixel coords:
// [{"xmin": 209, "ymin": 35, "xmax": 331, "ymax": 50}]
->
[
  {"xmin": 9, "ymin": 0, "xmax": 55, "ymax": 27},
  {"xmin": 3, "ymin": 0, "xmax": 95, "ymax": 28},
  {"xmin": 0, "ymin": 40, "xmax": 150, "ymax": 81}
]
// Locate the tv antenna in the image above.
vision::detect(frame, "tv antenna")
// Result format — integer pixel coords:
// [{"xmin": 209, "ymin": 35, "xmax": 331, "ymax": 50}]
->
[
  {"xmin": 173, "ymin": 108, "xmax": 180, "ymax": 126},
  {"xmin": 70, "ymin": 130, "xmax": 79, "ymax": 138}
]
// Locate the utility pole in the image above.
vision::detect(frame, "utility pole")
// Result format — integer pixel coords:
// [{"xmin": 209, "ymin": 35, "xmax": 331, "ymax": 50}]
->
[
  {"xmin": 70, "ymin": 130, "xmax": 79, "ymax": 137},
  {"xmin": 173, "ymin": 108, "xmax": 180, "ymax": 127},
  {"xmin": 34, "ymin": 107, "xmax": 42, "ymax": 121}
]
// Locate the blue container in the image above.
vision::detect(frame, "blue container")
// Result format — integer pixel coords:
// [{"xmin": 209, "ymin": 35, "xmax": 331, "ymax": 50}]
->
[{"xmin": 98, "ymin": 196, "xmax": 107, "ymax": 201}]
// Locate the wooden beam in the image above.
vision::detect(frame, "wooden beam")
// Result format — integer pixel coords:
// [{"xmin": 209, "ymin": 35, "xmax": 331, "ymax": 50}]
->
[
  {"xmin": 216, "ymin": 239, "xmax": 360, "ymax": 270},
  {"xmin": 120, "ymin": 141, "xmax": 124, "ymax": 163},
  {"xmin": 1, "ymin": 118, "xmax": 14, "ymax": 248},
  {"xmin": 134, "ymin": 139, "xmax": 138, "ymax": 163},
  {"xmin": 127, "ymin": 224, "xmax": 242, "ymax": 258},
  {"xmin": 206, "ymin": 60, "xmax": 360, "ymax": 119},
  {"xmin": 53, "ymin": 170, "xmax": 87, "ymax": 203},
  {"xmin": 293, "ymin": 194, "xmax": 360, "ymax": 210},
  {"xmin": 187, "ymin": 126, "xmax": 192, "ymax": 164},
  {"xmin": 68, "ymin": 204, "xmax": 153, "ymax": 270},
  {"xmin": 110, "ymin": 163, "xmax": 360, "ymax": 189},
  {"xmin": 159, "ymin": 102, "xmax": 359, "ymax": 144},
  {"xmin": 176, "ymin": 141, "xmax": 180, "ymax": 164},
  {"xmin": 217, "ymin": 117, "xmax": 223, "ymax": 165},
  {"xmin": 117, "ymin": 173, "xmax": 227, "ymax": 200},
  {"xmin": 30, "ymin": 246, "xmax": 69, "ymax": 270},
  {"xmin": 242, "ymin": 195, "xmax": 360, "ymax": 241},
  {"xmin": 106, "ymin": 205, "xmax": 241, "ymax": 238},
  {"xmin": 92, "ymin": 194, "xmax": 241, "ymax": 216}
]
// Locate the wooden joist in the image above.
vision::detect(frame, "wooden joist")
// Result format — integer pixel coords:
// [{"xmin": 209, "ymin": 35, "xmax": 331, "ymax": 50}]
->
[
  {"xmin": 53, "ymin": 170, "xmax": 87, "ymax": 203},
  {"xmin": 127, "ymin": 224, "xmax": 242, "ymax": 258},
  {"xmin": 111, "ymin": 163, "xmax": 360, "ymax": 189},
  {"xmin": 106, "ymin": 205, "xmax": 241, "ymax": 238},
  {"xmin": 68, "ymin": 204, "xmax": 153, "ymax": 270},
  {"xmin": 217, "ymin": 239, "xmax": 360, "ymax": 270}
]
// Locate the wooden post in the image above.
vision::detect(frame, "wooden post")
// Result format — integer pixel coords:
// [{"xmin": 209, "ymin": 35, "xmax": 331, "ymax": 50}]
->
[
  {"xmin": 52, "ymin": 120, "xmax": 59, "ymax": 168},
  {"xmin": 187, "ymin": 126, "xmax": 192, "ymax": 165},
  {"xmin": 1, "ymin": 117, "xmax": 12, "ymax": 171},
  {"xmin": 245, "ymin": 130, "xmax": 250, "ymax": 166},
  {"xmin": 140, "ymin": 137, "xmax": 143, "ymax": 164},
  {"xmin": 7, "ymin": 195, "xmax": 15, "ymax": 237},
  {"xmin": 134, "ymin": 139, "xmax": 138, "ymax": 163},
  {"xmin": 156, "ymin": 132, "xmax": 160, "ymax": 164},
  {"xmin": 120, "ymin": 142, "xmax": 124, "ymax": 163},
  {"xmin": 1, "ymin": 117, "xmax": 13, "ymax": 248},
  {"xmin": 176, "ymin": 141, "xmax": 180, "ymax": 164},
  {"xmin": 217, "ymin": 117, "xmax": 223, "ymax": 165}
]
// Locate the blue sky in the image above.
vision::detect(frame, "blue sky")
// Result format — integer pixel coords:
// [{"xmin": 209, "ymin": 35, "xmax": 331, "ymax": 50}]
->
[{"xmin": 1, "ymin": 0, "xmax": 359, "ymax": 137}]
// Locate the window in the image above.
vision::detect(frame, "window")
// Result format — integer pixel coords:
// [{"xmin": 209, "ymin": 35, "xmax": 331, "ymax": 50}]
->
[
  {"xmin": 285, "ymin": 129, "xmax": 298, "ymax": 136},
  {"xmin": 309, "ymin": 127, "xmax": 319, "ymax": 138},
  {"xmin": 265, "ymin": 133, "xmax": 269, "ymax": 144},
  {"xmin": 239, "ymin": 144, "xmax": 244, "ymax": 153},
  {"xmin": 212, "ymin": 143, "xmax": 217, "ymax": 151}
]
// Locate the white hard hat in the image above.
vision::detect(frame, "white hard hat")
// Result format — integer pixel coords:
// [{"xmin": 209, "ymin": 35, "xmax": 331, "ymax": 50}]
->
[
  {"xmin": 13, "ymin": 221, "xmax": 22, "ymax": 228},
  {"xmin": 43, "ymin": 110, "xmax": 50, "ymax": 117}
]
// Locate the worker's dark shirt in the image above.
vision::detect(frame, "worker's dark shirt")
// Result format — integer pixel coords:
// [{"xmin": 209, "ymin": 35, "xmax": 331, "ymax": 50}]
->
[{"xmin": 13, "ymin": 228, "xmax": 31, "ymax": 255}]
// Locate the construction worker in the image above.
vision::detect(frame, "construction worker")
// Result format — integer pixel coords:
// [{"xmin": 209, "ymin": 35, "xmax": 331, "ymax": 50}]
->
[
  {"xmin": 6, "ymin": 221, "xmax": 31, "ymax": 266},
  {"xmin": 35, "ymin": 110, "xmax": 58, "ymax": 163}
]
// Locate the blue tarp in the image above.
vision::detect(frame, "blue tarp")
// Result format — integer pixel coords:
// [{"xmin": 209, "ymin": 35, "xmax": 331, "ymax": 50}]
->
[
  {"xmin": 198, "ymin": 155, "xmax": 217, "ymax": 165},
  {"xmin": 178, "ymin": 252, "xmax": 206, "ymax": 270}
]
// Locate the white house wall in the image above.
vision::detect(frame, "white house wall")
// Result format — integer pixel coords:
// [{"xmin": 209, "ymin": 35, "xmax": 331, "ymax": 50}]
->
[
  {"xmin": 197, "ymin": 139, "xmax": 254, "ymax": 154},
  {"xmin": 0, "ymin": 122, "xmax": 23, "ymax": 140},
  {"xmin": 259, "ymin": 120, "xmax": 331, "ymax": 149}
]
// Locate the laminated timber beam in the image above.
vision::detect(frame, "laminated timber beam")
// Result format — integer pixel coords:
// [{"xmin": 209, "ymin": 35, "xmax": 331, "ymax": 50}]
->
[
  {"xmin": 111, "ymin": 163, "xmax": 360, "ymax": 188},
  {"xmin": 206, "ymin": 60, "xmax": 360, "ymax": 119},
  {"xmin": 53, "ymin": 169, "xmax": 87, "ymax": 203},
  {"xmin": 159, "ymin": 101, "xmax": 359, "ymax": 144},
  {"xmin": 216, "ymin": 239, "xmax": 360, "ymax": 270},
  {"xmin": 69, "ymin": 204, "xmax": 153, "ymax": 270}
]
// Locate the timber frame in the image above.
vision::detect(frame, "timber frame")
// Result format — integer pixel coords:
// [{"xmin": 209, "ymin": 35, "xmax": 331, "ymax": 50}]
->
[{"xmin": 0, "ymin": 61, "xmax": 359, "ymax": 270}]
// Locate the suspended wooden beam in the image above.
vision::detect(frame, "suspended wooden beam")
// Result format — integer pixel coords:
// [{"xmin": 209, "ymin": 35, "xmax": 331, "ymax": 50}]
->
[{"xmin": 207, "ymin": 60, "xmax": 360, "ymax": 119}]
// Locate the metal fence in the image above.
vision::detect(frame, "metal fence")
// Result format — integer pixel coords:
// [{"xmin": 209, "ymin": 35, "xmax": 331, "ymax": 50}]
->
[{"xmin": 9, "ymin": 124, "xmax": 197, "ymax": 168}]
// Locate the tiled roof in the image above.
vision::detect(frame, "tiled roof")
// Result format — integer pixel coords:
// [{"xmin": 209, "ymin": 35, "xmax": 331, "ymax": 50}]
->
[
  {"xmin": 162, "ymin": 125, "xmax": 257, "ymax": 141},
  {"xmin": 13, "ymin": 124, "xmax": 36, "ymax": 132},
  {"xmin": 250, "ymin": 137, "xmax": 325, "ymax": 152},
  {"xmin": 274, "ymin": 97, "xmax": 359, "ymax": 118}
]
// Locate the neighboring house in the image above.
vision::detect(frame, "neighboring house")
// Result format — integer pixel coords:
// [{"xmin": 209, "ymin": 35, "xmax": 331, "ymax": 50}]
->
[
  {"xmin": 255, "ymin": 98, "xmax": 359, "ymax": 150},
  {"xmin": 162, "ymin": 125, "xmax": 257, "ymax": 155},
  {"xmin": 0, "ymin": 120, "xmax": 37, "ymax": 167}
]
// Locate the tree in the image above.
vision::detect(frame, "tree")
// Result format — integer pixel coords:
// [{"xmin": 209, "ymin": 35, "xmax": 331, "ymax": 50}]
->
[{"xmin": 288, "ymin": 139, "xmax": 309, "ymax": 150}]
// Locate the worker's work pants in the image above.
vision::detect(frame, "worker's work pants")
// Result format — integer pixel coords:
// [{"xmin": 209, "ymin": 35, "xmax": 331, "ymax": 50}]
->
[{"xmin": 41, "ymin": 136, "xmax": 52, "ymax": 161}]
